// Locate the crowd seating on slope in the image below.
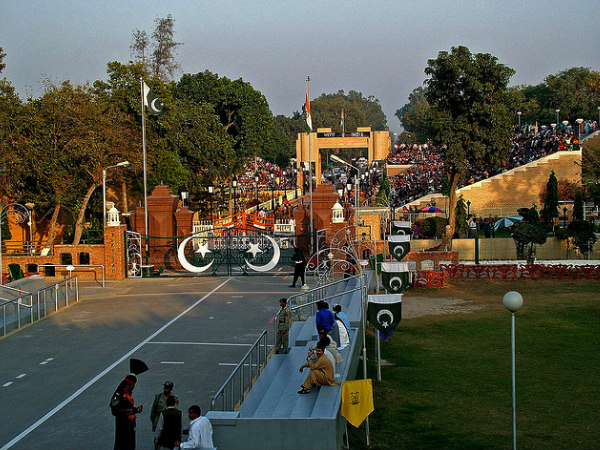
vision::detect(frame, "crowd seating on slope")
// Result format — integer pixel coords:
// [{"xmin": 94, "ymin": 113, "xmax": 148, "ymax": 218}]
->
[
  {"xmin": 206, "ymin": 272, "xmax": 372, "ymax": 450},
  {"xmin": 406, "ymin": 150, "xmax": 582, "ymax": 215}
]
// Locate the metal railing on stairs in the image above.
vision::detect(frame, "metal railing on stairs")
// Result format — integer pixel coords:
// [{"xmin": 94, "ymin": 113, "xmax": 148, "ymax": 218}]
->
[
  {"xmin": 210, "ymin": 329, "xmax": 269, "ymax": 411},
  {"xmin": 1, "ymin": 276, "xmax": 79, "ymax": 337}
]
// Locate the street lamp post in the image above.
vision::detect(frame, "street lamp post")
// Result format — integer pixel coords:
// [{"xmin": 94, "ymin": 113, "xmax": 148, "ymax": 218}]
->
[
  {"xmin": 103, "ymin": 161, "xmax": 130, "ymax": 229},
  {"xmin": 331, "ymin": 154, "xmax": 360, "ymax": 223},
  {"xmin": 576, "ymin": 118, "xmax": 583, "ymax": 144},
  {"xmin": 467, "ymin": 200, "xmax": 471, "ymax": 216},
  {"xmin": 180, "ymin": 191, "xmax": 188, "ymax": 208},
  {"xmin": 503, "ymin": 291, "xmax": 523, "ymax": 450},
  {"xmin": 517, "ymin": 111, "xmax": 521, "ymax": 130},
  {"xmin": 208, "ymin": 185, "xmax": 214, "ymax": 223},
  {"xmin": 232, "ymin": 176, "xmax": 238, "ymax": 219},
  {"xmin": 0, "ymin": 203, "xmax": 30, "ymax": 285},
  {"xmin": 563, "ymin": 207, "xmax": 568, "ymax": 228},
  {"xmin": 270, "ymin": 173, "xmax": 275, "ymax": 210},
  {"xmin": 282, "ymin": 170, "xmax": 287, "ymax": 201},
  {"xmin": 562, "ymin": 120, "xmax": 569, "ymax": 134},
  {"xmin": 555, "ymin": 108, "xmax": 560, "ymax": 125},
  {"xmin": 254, "ymin": 174, "xmax": 260, "ymax": 207},
  {"xmin": 551, "ymin": 123, "xmax": 557, "ymax": 135}
]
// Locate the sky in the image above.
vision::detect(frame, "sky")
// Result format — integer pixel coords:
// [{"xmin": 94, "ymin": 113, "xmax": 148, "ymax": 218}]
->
[{"xmin": 1, "ymin": 0, "xmax": 599, "ymax": 133}]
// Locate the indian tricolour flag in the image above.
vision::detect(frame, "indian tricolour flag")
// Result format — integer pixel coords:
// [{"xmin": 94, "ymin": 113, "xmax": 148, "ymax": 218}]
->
[{"xmin": 305, "ymin": 91, "xmax": 312, "ymax": 134}]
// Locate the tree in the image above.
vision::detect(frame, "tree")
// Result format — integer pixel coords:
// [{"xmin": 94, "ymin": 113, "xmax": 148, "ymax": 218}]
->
[
  {"xmin": 395, "ymin": 87, "xmax": 430, "ymax": 141},
  {"xmin": 0, "ymin": 46, "xmax": 6, "ymax": 73},
  {"xmin": 174, "ymin": 71, "xmax": 272, "ymax": 170},
  {"xmin": 541, "ymin": 170, "xmax": 559, "ymax": 226},
  {"xmin": 573, "ymin": 190, "xmax": 584, "ymax": 220},
  {"xmin": 310, "ymin": 90, "xmax": 388, "ymax": 132},
  {"xmin": 511, "ymin": 206, "xmax": 547, "ymax": 264},
  {"xmin": 567, "ymin": 219, "xmax": 597, "ymax": 258},
  {"xmin": 454, "ymin": 195, "xmax": 469, "ymax": 237},
  {"xmin": 130, "ymin": 15, "xmax": 182, "ymax": 80},
  {"xmin": 424, "ymin": 46, "xmax": 515, "ymax": 247}
]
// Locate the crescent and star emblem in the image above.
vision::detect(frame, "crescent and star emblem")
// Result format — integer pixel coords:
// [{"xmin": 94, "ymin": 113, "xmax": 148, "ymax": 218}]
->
[
  {"xmin": 177, "ymin": 233, "xmax": 281, "ymax": 273},
  {"xmin": 376, "ymin": 309, "xmax": 394, "ymax": 329},
  {"xmin": 388, "ymin": 276, "xmax": 403, "ymax": 291},
  {"xmin": 150, "ymin": 98, "xmax": 164, "ymax": 114}
]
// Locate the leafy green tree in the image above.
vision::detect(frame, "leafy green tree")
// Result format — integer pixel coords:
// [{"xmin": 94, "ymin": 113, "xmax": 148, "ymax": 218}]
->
[
  {"xmin": 130, "ymin": 15, "xmax": 182, "ymax": 80},
  {"xmin": 311, "ymin": 90, "xmax": 387, "ymax": 132},
  {"xmin": 541, "ymin": 170, "xmax": 559, "ymax": 226},
  {"xmin": 0, "ymin": 46, "xmax": 5, "ymax": 73},
  {"xmin": 395, "ymin": 87, "xmax": 430, "ymax": 141},
  {"xmin": 573, "ymin": 190, "xmax": 584, "ymax": 220},
  {"xmin": 511, "ymin": 206, "xmax": 547, "ymax": 263},
  {"xmin": 567, "ymin": 219, "xmax": 597, "ymax": 257},
  {"xmin": 175, "ymin": 71, "xmax": 272, "ymax": 170},
  {"xmin": 424, "ymin": 46, "xmax": 515, "ymax": 247},
  {"xmin": 454, "ymin": 195, "xmax": 469, "ymax": 237},
  {"xmin": 262, "ymin": 127, "xmax": 292, "ymax": 168}
]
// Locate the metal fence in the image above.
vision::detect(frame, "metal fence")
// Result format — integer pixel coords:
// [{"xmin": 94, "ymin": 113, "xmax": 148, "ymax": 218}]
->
[
  {"xmin": 0, "ymin": 277, "xmax": 79, "ymax": 336},
  {"xmin": 210, "ymin": 329, "xmax": 269, "ymax": 411}
]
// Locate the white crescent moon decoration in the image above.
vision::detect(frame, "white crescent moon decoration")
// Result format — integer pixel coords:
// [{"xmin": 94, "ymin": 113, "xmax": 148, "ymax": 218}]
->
[
  {"xmin": 389, "ymin": 276, "xmax": 403, "ymax": 291},
  {"xmin": 245, "ymin": 235, "xmax": 280, "ymax": 272},
  {"xmin": 150, "ymin": 98, "xmax": 163, "ymax": 114},
  {"xmin": 177, "ymin": 236, "xmax": 214, "ymax": 273},
  {"xmin": 376, "ymin": 309, "xmax": 394, "ymax": 328},
  {"xmin": 393, "ymin": 244, "xmax": 405, "ymax": 258}
]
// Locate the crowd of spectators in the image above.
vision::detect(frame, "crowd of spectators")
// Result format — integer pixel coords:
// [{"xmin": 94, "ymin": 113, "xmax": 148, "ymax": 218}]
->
[{"xmin": 384, "ymin": 121, "xmax": 597, "ymax": 208}]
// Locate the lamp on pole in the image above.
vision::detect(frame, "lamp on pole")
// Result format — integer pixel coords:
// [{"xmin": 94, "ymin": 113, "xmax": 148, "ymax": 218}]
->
[
  {"xmin": 103, "ymin": 161, "xmax": 130, "ymax": 229},
  {"xmin": 555, "ymin": 108, "xmax": 560, "ymax": 125},
  {"xmin": 576, "ymin": 118, "xmax": 583, "ymax": 144},
  {"xmin": 180, "ymin": 191, "xmax": 188, "ymax": 208},
  {"xmin": 0, "ymin": 203, "xmax": 30, "ymax": 285},
  {"xmin": 562, "ymin": 120, "xmax": 569, "ymax": 134},
  {"xmin": 467, "ymin": 200, "xmax": 471, "ymax": 216},
  {"xmin": 331, "ymin": 154, "xmax": 360, "ymax": 223},
  {"xmin": 517, "ymin": 111, "xmax": 521, "ymax": 130},
  {"xmin": 232, "ymin": 176, "xmax": 238, "ymax": 219},
  {"xmin": 597, "ymin": 106, "xmax": 600, "ymax": 126},
  {"xmin": 208, "ymin": 185, "xmax": 214, "ymax": 223},
  {"xmin": 282, "ymin": 170, "xmax": 287, "ymax": 201},
  {"xmin": 270, "ymin": 172, "xmax": 275, "ymax": 210},
  {"xmin": 503, "ymin": 291, "xmax": 523, "ymax": 450},
  {"xmin": 551, "ymin": 123, "xmax": 557, "ymax": 135},
  {"xmin": 563, "ymin": 206, "xmax": 568, "ymax": 228},
  {"xmin": 254, "ymin": 174, "xmax": 260, "ymax": 206}
]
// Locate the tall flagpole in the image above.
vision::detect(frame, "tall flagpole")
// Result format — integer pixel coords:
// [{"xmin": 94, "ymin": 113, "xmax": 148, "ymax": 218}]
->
[
  {"xmin": 140, "ymin": 78, "xmax": 149, "ymax": 259},
  {"xmin": 307, "ymin": 76, "xmax": 314, "ymax": 255}
]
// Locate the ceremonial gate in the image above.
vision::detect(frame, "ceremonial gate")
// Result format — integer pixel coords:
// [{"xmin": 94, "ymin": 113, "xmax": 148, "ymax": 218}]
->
[{"xmin": 126, "ymin": 227, "xmax": 303, "ymax": 277}]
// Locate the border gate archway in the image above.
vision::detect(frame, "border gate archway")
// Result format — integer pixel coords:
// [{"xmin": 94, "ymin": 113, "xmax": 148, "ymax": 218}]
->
[
  {"xmin": 295, "ymin": 127, "xmax": 391, "ymax": 188},
  {"xmin": 126, "ymin": 227, "xmax": 306, "ymax": 277}
]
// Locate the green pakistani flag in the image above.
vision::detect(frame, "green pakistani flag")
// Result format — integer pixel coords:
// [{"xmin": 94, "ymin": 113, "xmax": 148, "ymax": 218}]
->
[
  {"xmin": 381, "ymin": 262, "xmax": 411, "ymax": 293},
  {"xmin": 391, "ymin": 220, "xmax": 412, "ymax": 236},
  {"xmin": 367, "ymin": 294, "xmax": 403, "ymax": 334},
  {"xmin": 388, "ymin": 234, "xmax": 411, "ymax": 261},
  {"xmin": 143, "ymin": 81, "xmax": 165, "ymax": 116}
]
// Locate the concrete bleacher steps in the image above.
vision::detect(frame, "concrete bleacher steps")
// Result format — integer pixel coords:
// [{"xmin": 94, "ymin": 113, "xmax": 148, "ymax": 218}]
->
[
  {"xmin": 406, "ymin": 150, "xmax": 582, "ymax": 216},
  {"xmin": 207, "ymin": 272, "xmax": 372, "ymax": 450}
]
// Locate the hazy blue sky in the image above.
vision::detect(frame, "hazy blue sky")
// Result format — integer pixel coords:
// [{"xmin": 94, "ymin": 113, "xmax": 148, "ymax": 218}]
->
[{"xmin": 1, "ymin": 0, "xmax": 598, "ymax": 132}]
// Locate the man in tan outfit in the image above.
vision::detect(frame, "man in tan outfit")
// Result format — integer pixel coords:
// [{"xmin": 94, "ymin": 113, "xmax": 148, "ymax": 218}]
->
[{"xmin": 297, "ymin": 341, "xmax": 340, "ymax": 394}]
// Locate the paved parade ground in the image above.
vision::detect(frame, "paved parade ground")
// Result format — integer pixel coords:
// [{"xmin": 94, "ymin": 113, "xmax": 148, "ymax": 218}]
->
[{"xmin": 0, "ymin": 275, "xmax": 292, "ymax": 450}]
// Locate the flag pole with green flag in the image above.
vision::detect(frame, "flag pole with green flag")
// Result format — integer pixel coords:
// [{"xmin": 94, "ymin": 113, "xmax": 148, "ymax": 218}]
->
[
  {"xmin": 305, "ymin": 76, "xmax": 314, "ymax": 255},
  {"xmin": 140, "ymin": 80, "xmax": 165, "ymax": 261}
]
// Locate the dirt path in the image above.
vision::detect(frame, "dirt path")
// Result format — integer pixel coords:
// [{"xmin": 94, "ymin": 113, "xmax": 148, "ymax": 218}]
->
[{"xmin": 402, "ymin": 296, "xmax": 487, "ymax": 318}]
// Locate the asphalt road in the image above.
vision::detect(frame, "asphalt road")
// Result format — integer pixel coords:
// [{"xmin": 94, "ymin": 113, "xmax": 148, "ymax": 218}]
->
[{"xmin": 0, "ymin": 275, "xmax": 294, "ymax": 450}]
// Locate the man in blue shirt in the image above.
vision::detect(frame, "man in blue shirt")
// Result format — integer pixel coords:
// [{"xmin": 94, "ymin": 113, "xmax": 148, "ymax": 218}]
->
[{"xmin": 315, "ymin": 301, "xmax": 334, "ymax": 335}]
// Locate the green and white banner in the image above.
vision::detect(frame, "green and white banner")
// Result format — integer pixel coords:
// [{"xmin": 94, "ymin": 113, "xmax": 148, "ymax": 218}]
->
[
  {"xmin": 391, "ymin": 221, "xmax": 412, "ymax": 236},
  {"xmin": 388, "ymin": 234, "xmax": 411, "ymax": 261},
  {"xmin": 381, "ymin": 262, "xmax": 410, "ymax": 293},
  {"xmin": 367, "ymin": 294, "xmax": 403, "ymax": 334}
]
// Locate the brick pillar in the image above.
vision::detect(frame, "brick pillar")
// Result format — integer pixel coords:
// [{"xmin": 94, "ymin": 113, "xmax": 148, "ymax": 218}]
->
[
  {"xmin": 104, "ymin": 224, "xmax": 127, "ymax": 280},
  {"xmin": 175, "ymin": 207, "xmax": 194, "ymax": 237}
]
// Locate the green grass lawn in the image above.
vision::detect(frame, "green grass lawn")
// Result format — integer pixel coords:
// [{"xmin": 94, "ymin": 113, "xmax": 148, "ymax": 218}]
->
[{"xmin": 348, "ymin": 279, "xmax": 600, "ymax": 450}]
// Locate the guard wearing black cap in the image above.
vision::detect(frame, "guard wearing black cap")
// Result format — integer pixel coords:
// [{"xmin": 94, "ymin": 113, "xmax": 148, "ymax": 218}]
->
[
  {"xmin": 110, "ymin": 359, "xmax": 148, "ymax": 450},
  {"xmin": 150, "ymin": 381, "xmax": 179, "ymax": 432}
]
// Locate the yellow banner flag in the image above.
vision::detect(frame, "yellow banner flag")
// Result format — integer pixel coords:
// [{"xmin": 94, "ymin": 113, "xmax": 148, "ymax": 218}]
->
[{"xmin": 341, "ymin": 379, "xmax": 374, "ymax": 428}]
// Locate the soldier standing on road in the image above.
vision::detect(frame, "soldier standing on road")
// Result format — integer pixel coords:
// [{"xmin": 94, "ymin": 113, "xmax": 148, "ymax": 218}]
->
[
  {"xmin": 150, "ymin": 381, "xmax": 179, "ymax": 433},
  {"xmin": 275, "ymin": 298, "xmax": 291, "ymax": 354},
  {"xmin": 289, "ymin": 244, "xmax": 306, "ymax": 287},
  {"xmin": 110, "ymin": 374, "xmax": 143, "ymax": 450}
]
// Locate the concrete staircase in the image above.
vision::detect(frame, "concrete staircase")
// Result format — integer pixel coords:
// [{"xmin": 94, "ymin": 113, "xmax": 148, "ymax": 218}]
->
[{"xmin": 406, "ymin": 150, "xmax": 582, "ymax": 217}]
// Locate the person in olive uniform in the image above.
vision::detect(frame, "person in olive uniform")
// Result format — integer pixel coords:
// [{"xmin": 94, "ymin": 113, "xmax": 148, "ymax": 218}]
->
[
  {"xmin": 150, "ymin": 381, "xmax": 179, "ymax": 432},
  {"xmin": 275, "ymin": 298, "xmax": 291, "ymax": 354},
  {"xmin": 110, "ymin": 374, "xmax": 143, "ymax": 450}
]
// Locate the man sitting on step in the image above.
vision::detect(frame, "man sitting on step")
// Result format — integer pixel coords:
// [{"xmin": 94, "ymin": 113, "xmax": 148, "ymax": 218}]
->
[{"xmin": 297, "ymin": 341, "xmax": 340, "ymax": 394}]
